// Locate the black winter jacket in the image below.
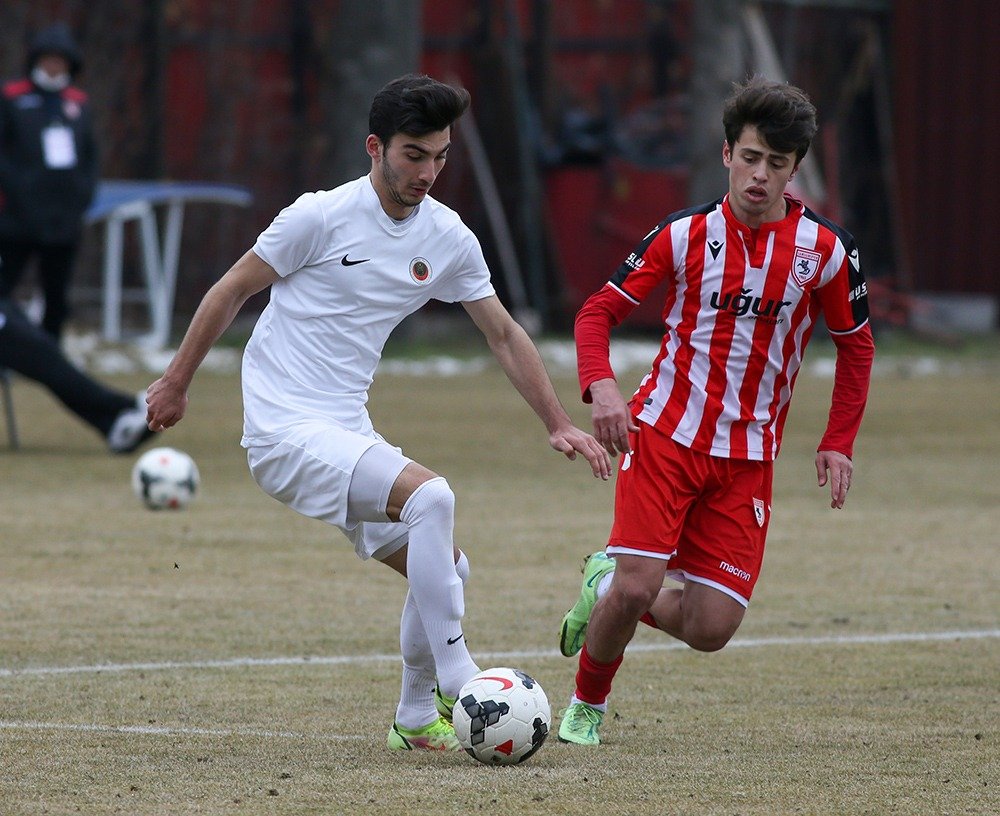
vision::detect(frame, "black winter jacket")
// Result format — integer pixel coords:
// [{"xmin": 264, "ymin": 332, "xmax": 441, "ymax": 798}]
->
[{"xmin": 0, "ymin": 24, "xmax": 97, "ymax": 244}]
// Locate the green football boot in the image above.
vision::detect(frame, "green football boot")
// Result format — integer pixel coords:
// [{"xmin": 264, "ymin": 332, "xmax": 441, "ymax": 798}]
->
[
  {"xmin": 557, "ymin": 702, "xmax": 604, "ymax": 746},
  {"xmin": 433, "ymin": 684, "xmax": 456, "ymax": 723},
  {"xmin": 559, "ymin": 551, "xmax": 616, "ymax": 657},
  {"xmin": 387, "ymin": 716, "xmax": 461, "ymax": 752}
]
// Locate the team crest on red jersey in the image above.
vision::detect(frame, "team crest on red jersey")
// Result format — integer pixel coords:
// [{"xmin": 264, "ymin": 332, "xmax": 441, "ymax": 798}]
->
[
  {"xmin": 791, "ymin": 247, "xmax": 822, "ymax": 287},
  {"xmin": 409, "ymin": 257, "xmax": 431, "ymax": 284}
]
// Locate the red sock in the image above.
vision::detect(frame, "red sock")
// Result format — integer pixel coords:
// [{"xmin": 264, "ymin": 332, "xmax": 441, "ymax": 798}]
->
[
  {"xmin": 574, "ymin": 643, "xmax": 624, "ymax": 706},
  {"xmin": 639, "ymin": 611, "xmax": 658, "ymax": 629}
]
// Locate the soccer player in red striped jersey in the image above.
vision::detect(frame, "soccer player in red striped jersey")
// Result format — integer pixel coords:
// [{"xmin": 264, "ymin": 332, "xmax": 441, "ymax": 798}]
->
[{"xmin": 557, "ymin": 77, "xmax": 875, "ymax": 746}]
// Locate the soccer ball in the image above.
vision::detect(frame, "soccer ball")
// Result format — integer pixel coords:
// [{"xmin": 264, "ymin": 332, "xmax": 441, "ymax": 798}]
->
[
  {"xmin": 131, "ymin": 447, "xmax": 200, "ymax": 510},
  {"xmin": 453, "ymin": 667, "xmax": 551, "ymax": 765}
]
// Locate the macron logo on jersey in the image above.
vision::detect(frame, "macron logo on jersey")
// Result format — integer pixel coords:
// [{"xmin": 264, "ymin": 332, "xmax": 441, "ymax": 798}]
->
[{"xmin": 719, "ymin": 561, "xmax": 752, "ymax": 582}]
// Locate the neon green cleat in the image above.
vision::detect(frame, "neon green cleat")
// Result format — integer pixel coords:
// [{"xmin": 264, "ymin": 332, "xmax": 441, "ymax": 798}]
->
[
  {"xmin": 559, "ymin": 551, "xmax": 616, "ymax": 657},
  {"xmin": 387, "ymin": 716, "xmax": 462, "ymax": 752},
  {"xmin": 433, "ymin": 684, "xmax": 456, "ymax": 723},
  {"xmin": 557, "ymin": 702, "xmax": 604, "ymax": 746}
]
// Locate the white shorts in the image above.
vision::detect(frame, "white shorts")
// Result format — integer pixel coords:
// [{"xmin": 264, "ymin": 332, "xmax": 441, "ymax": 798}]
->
[{"xmin": 245, "ymin": 420, "xmax": 410, "ymax": 561}]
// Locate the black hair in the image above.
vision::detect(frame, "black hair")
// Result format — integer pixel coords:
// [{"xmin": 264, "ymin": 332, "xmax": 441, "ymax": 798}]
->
[
  {"xmin": 368, "ymin": 74, "xmax": 471, "ymax": 146},
  {"xmin": 27, "ymin": 22, "xmax": 83, "ymax": 76},
  {"xmin": 723, "ymin": 76, "xmax": 817, "ymax": 163}
]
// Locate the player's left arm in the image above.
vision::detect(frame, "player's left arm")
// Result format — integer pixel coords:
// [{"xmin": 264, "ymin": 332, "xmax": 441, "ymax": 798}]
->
[
  {"xmin": 463, "ymin": 294, "xmax": 612, "ymax": 480},
  {"xmin": 815, "ymin": 237, "xmax": 876, "ymax": 509}
]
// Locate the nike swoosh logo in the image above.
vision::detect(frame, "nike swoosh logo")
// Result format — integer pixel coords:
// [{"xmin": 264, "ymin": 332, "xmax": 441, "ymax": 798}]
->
[
  {"xmin": 341, "ymin": 255, "xmax": 370, "ymax": 266},
  {"xmin": 479, "ymin": 675, "xmax": 514, "ymax": 690},
  {"xmin": 585, "ymin": 559, "xmax": 609, "ymax": 588},
  {"xmin": 446, "ymin": 633, "xmax": 465, "ymax": 645}
]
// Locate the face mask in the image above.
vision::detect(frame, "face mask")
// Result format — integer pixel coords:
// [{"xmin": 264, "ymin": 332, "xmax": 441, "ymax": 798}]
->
[{"xmin": 31, "ymin": 66, "xmax": 70, "ymax": 92}]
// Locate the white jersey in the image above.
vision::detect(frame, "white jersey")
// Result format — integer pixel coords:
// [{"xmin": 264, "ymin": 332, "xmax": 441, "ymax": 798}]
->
[{"xmin": 240, "ymin": 175, "xmax": 495, "ymax": 446}]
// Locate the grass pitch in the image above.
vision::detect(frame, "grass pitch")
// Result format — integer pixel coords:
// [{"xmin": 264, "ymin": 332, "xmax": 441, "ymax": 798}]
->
[{"xmin": 0, "ymin": 339, "xmax": 997, "ymax": 815}]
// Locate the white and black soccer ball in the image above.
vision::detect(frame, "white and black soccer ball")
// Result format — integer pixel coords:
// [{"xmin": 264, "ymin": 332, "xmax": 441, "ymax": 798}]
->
[
  {"xmin": 453, "ymin": 667, "xmax": 551, "ymax": 765},
  {"xmin": 131, "ymin": 447, "xmax": 200, "ymax": 510}
]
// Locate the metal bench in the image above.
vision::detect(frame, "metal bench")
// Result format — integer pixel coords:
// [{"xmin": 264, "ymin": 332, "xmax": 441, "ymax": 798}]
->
[{"xmin": 85, "ymin": 180, "xmax": 253, "ymax": 349}]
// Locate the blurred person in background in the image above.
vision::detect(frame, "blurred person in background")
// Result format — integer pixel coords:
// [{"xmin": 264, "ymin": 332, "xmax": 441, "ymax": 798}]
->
[
  {"xmin": 0, "ymin": 297, "xmax": 151, "ymax": 454},
  {"xmin": 557, "ymin": 76, "xmax": 875, "ymax": 746},
  {"xmin": 0, "ymin": 22, "xmax": 98, "ymax": 340},
  {"xmin": 145, "ymin": 74, "xmax": 611, "ymax": 752}
]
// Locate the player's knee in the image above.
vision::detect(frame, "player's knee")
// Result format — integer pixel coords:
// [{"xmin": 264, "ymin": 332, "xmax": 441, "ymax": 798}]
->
[
  {"xmin": 400, "ymin": 476, "xmax": 455, "ymax": 526},
  {"xmin": 608, "ymin": 579, "xmax": 660, "ymax": 619},
  {"xmin": 685, "ymin": 632, "xmax": 731, "ymax": 652},
  {"xmin": 684, "ymin": 620, "xmax": 739, "ymax": 652}
]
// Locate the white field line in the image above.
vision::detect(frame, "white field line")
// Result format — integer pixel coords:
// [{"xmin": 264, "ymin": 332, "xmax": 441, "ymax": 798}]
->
[
  {"xmin": 1, "ymin": 628, "xmax": 997, "ymax": 680},
  {"xmin": 0, "ymin": 720, "xmax": 364, "ymax": 741},
  {"xmin": 1, "ymin": 628, "xmax": 995, "ymax": 744}
]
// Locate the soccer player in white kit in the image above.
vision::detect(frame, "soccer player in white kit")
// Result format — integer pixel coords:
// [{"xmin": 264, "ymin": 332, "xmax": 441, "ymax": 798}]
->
[{"xmin": 144, "ymin": 75, "xmax": 611, "ymax": 751}]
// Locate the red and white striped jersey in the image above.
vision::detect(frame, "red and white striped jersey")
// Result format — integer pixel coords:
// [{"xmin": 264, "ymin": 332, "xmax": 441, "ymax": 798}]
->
[{"xmin": 576, "ymin": 194, "xmax": 872, "ymax": 461}]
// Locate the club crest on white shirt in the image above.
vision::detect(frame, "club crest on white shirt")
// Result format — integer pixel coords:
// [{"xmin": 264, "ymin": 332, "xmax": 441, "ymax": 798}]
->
[
  {"xmin": 790, "ymin": 246, "xmax": 822, "ymax": 287},
  {"xmin": 409, "ymin": 257, "xmax": 431, "ymax": 284}
]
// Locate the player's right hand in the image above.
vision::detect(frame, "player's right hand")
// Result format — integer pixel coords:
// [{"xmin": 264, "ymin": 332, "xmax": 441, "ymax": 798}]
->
[
  {"xmin": 589, "ymin": 378, "xmax": 638, "ymax": 457},
  {"xmin": 144, "ymin": 377, "xmax": 188, "ymax": 431}
]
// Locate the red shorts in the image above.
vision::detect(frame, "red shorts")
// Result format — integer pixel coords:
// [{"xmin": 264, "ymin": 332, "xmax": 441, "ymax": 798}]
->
[{"xmin": 607, "ymin": 422, "xmax": 773, "ymax": 606}]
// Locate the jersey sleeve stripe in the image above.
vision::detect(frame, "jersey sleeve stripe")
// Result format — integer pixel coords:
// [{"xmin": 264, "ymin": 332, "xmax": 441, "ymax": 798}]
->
[
  {"xmin": 827, "ymin": 318, "xmax": 870, "ymax": 336},
  {"xmin": 608, "ymin": 281, "xmax": 640, "ymax": 305}
]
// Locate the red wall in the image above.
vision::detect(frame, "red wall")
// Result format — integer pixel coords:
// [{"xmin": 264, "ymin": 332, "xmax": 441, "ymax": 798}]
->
[{"xmin": 893, "ymin": 1, "xmax": 999, "ymax": 296}]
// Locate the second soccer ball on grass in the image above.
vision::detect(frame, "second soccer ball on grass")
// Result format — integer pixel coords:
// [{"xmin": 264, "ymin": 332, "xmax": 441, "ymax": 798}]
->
[{"xmin": 131, "ymin": 447, "xmax": 200, "ymax": 510}]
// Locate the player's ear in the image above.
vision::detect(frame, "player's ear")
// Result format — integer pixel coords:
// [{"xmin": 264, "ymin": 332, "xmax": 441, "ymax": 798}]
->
[
  {"xmin": 722, "ymin": 140, "xmax": 732, "ymax": 167},
  {"xmin": 366, "ymin": 134, "xmax": 383, "ymax": 161}
]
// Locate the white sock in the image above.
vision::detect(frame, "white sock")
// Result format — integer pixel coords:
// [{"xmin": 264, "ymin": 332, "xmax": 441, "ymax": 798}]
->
[
  {"xmin": 597, "ymin": 571, "xmax": 614, "ymax": 599},
  {"xmin": 394, "ymin": 550, "xmax": 472, "ymax": 728},
  {"xmin": 395, "ymin": 590, "xmax": 436, "ymax": 729},
  {"xmin": 455, "ymin": 550, "xmax": 470, "ymax": 584},
  {"xmin": 570, "ymin": 693, "xmax": 608, "ymax": 712},
  {"xmin": 400, "ymin": 479, "xmax": 478, "ymax": 698}
]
